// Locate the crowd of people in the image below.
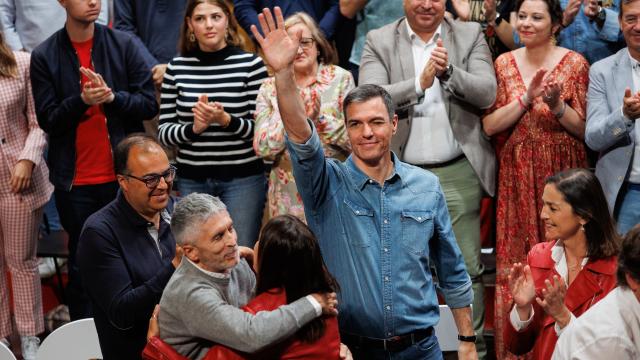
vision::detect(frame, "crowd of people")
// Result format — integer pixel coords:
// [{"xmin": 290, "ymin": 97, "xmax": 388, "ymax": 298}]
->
[{"xmin": 0, "ymin": 0, "xmax": 639, "ymax": 359}]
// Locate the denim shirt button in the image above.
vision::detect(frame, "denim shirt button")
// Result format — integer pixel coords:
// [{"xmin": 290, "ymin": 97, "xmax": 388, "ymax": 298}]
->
[
  {"xmin": 355, "ymin": 211, "xmax": 360, "ymax": 214},
  {"xmin": 385, "ymin": 276, "xmax": 389, "ymax": 281},
  {"xmin": 383, "ymin": 248, "xmax": 389, "ymax": 252},
  {"xmin": 384, "ymin": 219, "xmax": 388, "ymax": 224},
  {"xmin": 386, "ymin": 305, "xmax": 391, "ymax": 310}
]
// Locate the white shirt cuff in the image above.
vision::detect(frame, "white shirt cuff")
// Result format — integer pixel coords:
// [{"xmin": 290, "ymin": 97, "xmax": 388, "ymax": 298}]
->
[
  {"xmin": 554, "ymin": 312, "xmax": 576, "ymax": 336},
  {"xmin": 415, "ymin": 76, "xmax": 425, "ymax": 97},
  {"xmin": 306, "ymin": 295, "xmax": 322, "ymax": 316},
  {"xmin": 509, "ymin": 305, "xmax": 534, "ymax": 331}
]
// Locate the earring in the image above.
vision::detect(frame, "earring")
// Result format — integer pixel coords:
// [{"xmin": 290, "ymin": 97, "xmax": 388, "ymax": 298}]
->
[
  {"xmin": 189, "ymin": 31, "xmax": 196, "ymax": 43},
  {"xmin": 580, "ymin": 223, "xmax": 585, "ymax": 231},
  {"xmin": 550, "ymin": 34, "xmax": 557, "ymax": 46}
]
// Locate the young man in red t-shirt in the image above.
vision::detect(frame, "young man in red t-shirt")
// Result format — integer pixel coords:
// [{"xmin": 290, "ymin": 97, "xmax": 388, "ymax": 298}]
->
[{"xmin": 30, "ymin": 0, "xmax": 158, "ymax": 321}]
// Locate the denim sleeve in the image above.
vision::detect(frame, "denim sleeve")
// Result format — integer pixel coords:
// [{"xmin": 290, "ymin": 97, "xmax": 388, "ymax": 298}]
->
[
  {"xmin": 286, "ymin": 121, "xmax": 332, "ymax": 210},
  {"xmin": 429, "ymin": 181, "xmax": 473, "ymax": 309},
  {"xmin": 593, "ymin": 5, "xmax": 622, "ymax": 42}
]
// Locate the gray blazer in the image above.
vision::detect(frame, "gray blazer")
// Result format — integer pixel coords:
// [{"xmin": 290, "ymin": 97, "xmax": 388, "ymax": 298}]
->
[
  {"xmin": 586, "ymin": 48, "xmax": 637, "ymax": 213},
  {"xmin": 359, "ymin": 17, "xmax": 497, "ymax": 196}
]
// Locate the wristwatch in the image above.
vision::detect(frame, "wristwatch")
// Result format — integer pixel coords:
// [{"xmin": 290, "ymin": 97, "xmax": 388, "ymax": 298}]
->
[
  {"xmin": 438, "ymin": 64, "xmax": 454, "ymax": 81},
  {"xmin": 458, "ymin": 334, "xmax": 477, "ymax": 343}
]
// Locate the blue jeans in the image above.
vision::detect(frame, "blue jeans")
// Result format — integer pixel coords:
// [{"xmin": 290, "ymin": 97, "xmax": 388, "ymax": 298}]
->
[
  {"xmin": 179, "ymin": 174, "xmax": 267, "ymax": 247},
  {"xmin": 347, "ymin": 335, "xmax": 443, "ymax": 360},
  {"xmin": 616, "ymin": 183, "xmax": 640, "ymax": 235}
]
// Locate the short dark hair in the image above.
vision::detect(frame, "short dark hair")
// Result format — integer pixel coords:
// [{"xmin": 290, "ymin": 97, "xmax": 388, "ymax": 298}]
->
[
  {"xmin": 342, "ymin": 84, "xmax": 395, "ymax": 122},
  {"xmin": 113, "ymin": 133, "xmax": 162, "ymax": 175},
  {"xmin": 256, "ymin": 215, "xmax": 338, "ymax": 343},
  {"xmin": 620, "ymin": 0, "xmax": 640, "ymax": 18},
  {"xmin": 617, "ymin": 225, "xmax": 640, "ymax": 287},
  {"xmin": 545, "ymin": 168, "xmax": 620, "ymax": 260},
  {"xmin": 515, "ymin": 0, "xmax": 564, "ymax": 32}
]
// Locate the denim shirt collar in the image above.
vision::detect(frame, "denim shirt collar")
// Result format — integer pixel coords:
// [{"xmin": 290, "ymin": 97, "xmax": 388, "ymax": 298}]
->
[{"xmin": 345, "ymin": 152, "xmax": 404, "ymax": 190}]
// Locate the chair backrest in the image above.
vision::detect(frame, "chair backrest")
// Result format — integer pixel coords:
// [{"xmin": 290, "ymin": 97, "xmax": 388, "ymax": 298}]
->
[
  {"xmin": 37, "ymin": 318, "xmax": 102, "ymax": 360},
  {"xmin": 0, "ymin": 340, "xmax": 17, "ymax": 360},
  {"xmin": 435, "ymin": 305, "xmax": 459, "ymax": 351}
]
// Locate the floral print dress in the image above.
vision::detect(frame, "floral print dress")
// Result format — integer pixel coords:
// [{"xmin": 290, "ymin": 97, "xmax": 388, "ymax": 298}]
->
[{"xmin": 254, "ymin": 64, "xmax": 354, "ymax": 222}]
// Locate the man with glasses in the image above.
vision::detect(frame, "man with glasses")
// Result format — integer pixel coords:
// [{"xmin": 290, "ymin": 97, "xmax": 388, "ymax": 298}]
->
[{"xmin": 77, "ymin": 134, "xmax": 181, "ymax": 360}]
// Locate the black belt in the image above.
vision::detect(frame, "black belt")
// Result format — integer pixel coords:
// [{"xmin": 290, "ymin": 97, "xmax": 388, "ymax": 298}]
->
[
  {"xmin": 418, "ymin": 154, "xmax": 465, "ymax": 169},
  {"xmin": 341, "ymin": 327, "xmax": 434, "ymax": 352}
]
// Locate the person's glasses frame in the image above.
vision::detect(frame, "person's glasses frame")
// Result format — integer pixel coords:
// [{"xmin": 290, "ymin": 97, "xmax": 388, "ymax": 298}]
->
[
  {"xmin": 124, "ymin": 165, "xmax": 177, "ymax": 189},
  {"xmin": 299, "ymin": 37, "xmax": 315, "ymax": 49}
]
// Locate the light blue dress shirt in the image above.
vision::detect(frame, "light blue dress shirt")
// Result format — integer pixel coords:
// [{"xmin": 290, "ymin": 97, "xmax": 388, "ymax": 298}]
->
[
  {"xmin": 0, "ymin": 0, "xmax": 109, "ymax": 52},
  {"xmin": 286, "ymin": 123, "xmax": 473, "ymax": 338}
]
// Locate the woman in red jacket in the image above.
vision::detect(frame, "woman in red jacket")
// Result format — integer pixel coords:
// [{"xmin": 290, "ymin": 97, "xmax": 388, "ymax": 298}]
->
[
  {"xmin": 144, "ymin": 214, "xmax": 341, "ymax": 360},
  {"xmin": 504, "ymin": 168, "xmax": 620, "ymax": 359}
]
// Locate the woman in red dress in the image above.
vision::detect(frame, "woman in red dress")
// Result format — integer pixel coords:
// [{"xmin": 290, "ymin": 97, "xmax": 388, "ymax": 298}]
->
[
  {"xmin": 504, "ymin": 168, "xmax": 620, "ymax": 359},
  {"xmin": 481, "ymin": 0, "xmax": 589, "ymax": 357}
]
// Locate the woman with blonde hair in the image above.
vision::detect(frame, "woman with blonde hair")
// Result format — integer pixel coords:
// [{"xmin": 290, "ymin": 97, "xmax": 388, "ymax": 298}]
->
[
  {"xmin": 0, "ymin": 32, "xmax": 53, "ymax": 360},
  {"xmin": 254, "ymin": 12, "xmax": 354, "ymax": 222}
]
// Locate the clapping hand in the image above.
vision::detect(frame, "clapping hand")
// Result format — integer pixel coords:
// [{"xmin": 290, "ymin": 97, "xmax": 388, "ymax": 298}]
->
[
  {"xmin": 535, "ymin": 275, "xmax": 572, "ymax": 328},
  {"xmin": 192, "ymin": 94, "xmax": 230, "ymax": 134},
  {"xmin": 251, "ymin": 7, "xmax": 300, "ymax": 73},
  {"xmin": 542, "ymin": 79, "xmax": 562, "ymax": 110},
  {"xmin": 562, "ymin": 0, "xmax": 582, "ymax": 27},
  {"xmin": 524, "ymin": 68, "xmax": 548, "ymax": 105},
  {"xmin": 623, "ymin": 87, "xmax": 640, "ymax": 120},
  {"xmin": 80, "ymin": 67, "xmax": 114, "ymax": 105},
  {"xmin": 508, "ymin": 263, "xmax": 536, "ymax": 319},
  {"xmin": 430, "ymin": 38, "xmax": 449, "ymax": 78}
]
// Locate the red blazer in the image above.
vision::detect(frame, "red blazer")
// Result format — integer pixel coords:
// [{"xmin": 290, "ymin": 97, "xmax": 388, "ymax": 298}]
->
[
  {"xmin": 504, "ymin": 241, "xmax": 618, "ymax": 360},
  {"xmin": 206, "ymin": 288, "xmax": 341, "ymax": 360},
  {"xmin": 143, "ymin": 289, "xmax": 340, "ymax": 360}
]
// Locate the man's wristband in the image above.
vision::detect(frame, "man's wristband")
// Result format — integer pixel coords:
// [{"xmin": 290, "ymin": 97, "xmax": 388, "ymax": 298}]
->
[{"xmin": 458, "ymin": 334, "xmax": 477, "ymax": 343}]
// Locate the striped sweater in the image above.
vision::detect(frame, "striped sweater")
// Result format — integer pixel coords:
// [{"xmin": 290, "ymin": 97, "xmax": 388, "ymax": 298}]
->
[{"xmin": 158, "ymin": 46, "xmax": 268, "ymax": 180}]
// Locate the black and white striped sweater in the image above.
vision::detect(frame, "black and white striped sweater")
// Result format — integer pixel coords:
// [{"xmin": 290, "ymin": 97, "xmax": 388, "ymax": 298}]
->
[{"xmin": 158, "ymin": 46, "xmax": 268, "ymax": 180}]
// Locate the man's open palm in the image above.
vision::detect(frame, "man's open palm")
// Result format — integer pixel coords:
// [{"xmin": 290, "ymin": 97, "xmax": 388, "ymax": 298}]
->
[{"xmin": 250, "ymin": 7, "xmax": 300, "ymax": 73}]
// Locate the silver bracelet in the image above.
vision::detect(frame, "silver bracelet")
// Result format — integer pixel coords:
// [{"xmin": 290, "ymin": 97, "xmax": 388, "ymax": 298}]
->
[{"xmin": 553, "ymin": 102, "xmax": 566, "ymax": 118}]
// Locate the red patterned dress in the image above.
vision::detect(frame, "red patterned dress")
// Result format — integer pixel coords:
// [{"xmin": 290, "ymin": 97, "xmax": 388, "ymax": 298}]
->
[{"xmin": 490, "ymin": 50, "xmax": 589, "ymax": 359}]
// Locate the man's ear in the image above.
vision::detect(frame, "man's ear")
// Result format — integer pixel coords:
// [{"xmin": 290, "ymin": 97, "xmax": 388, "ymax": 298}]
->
[
  {"xmin": 117, "ymin": 174, "xmax": 129, "ymax": 193},
  {"xmin": 182, "ymin": 244, "xmax": 199, "ymax": 263},
  {"xmin": 391, "ymin": 114, "xmax": 399, "ymax": 134}
]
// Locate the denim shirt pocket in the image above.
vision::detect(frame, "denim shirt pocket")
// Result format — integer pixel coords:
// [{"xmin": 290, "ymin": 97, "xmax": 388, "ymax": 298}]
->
[
  {"xmin": 401, "ymin": 210, "xmax": 433, "ymax": 255},
  {"xmin": 343, "ymin": 199, "xmax": 374, "ymax": 247}
]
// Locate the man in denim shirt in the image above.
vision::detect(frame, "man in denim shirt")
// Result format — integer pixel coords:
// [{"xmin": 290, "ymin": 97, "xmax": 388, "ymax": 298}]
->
[
  {"xmin": 559, "ymin": 0, "xmax": 624, "ymax": 64},
  {"xmin": 252, "ymin": 7, "xmax": 476, "ymax": 360}
]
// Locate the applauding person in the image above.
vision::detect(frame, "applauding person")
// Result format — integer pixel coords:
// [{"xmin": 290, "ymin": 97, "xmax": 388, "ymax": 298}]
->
[
  {"xmin": 158, "ymin": 0, "xmax": 268, "ymax": 247},
  {"xmin": 503, "ymin": 169, "xmax": 620, "ymax": 360}
]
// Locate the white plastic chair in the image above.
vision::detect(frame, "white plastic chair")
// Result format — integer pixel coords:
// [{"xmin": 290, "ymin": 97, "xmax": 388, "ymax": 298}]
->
[
  {"xmin": 435, "ymin": 304, "xmax": 459, "ymax": 351},
  {"xmin": 0, "ymin": 340, "xmax": 17, "ymax": 360},
  {"xmin": 37, "ymin": 318, "xmax": 102, "ymax": 360}
]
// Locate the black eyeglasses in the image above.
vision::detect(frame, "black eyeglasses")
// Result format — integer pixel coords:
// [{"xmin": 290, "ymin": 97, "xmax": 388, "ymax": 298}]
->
[
  {"xmin": 299, "ymin": 37, "xmax": 315, "ymax": 49},
  {"xmin": 124, "ymin": 165, "xmax": 177, "ymax": 189}
]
